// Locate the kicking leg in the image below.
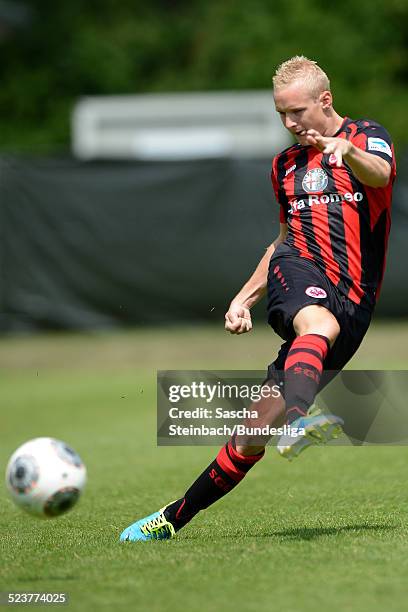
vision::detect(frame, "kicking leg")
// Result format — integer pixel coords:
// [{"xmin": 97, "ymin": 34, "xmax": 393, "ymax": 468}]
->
[
  {"xmin": 120, "ymin": 388, "xmax": 285, "ymax": 542},
  {"xmin": 277, "ymin": 304, "xmax": 344, "ymax": 459}
]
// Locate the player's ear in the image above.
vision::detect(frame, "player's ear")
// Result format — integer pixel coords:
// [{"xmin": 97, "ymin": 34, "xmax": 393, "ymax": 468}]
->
[{"xmin": 320, "ymin": 90, "xmax": 333, "ymax": 111}]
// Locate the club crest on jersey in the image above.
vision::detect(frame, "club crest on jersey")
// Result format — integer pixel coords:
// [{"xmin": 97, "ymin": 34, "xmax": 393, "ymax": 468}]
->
[
  {"xmin": 302, "ymin": 168, "xmax": 328, "ymax": 193},
  {"xmin": 305, "ymin": 286, "xmax": 327, "ymax": 299}
]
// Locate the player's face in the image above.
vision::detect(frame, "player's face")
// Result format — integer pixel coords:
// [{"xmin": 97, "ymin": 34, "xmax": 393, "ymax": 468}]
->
[{"xmin": 274, "ymin": 81, "xmax": 331, "ymax": 144}]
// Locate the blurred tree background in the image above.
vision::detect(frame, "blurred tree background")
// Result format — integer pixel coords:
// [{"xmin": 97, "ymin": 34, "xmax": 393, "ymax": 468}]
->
[{"xmin": 0, "ymin": 0, "xmax": 407, "ymax": 154}]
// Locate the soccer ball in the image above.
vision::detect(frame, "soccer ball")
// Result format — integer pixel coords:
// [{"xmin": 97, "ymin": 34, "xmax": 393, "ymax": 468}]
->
[{"xmin": 5, "ymin": 437, "xmax": 87, "ymax": 518}]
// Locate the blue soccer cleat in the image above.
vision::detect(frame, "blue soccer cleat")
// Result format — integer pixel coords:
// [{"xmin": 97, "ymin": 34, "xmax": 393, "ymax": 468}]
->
[
  {"xmin": 277, "ymin": 406, "xmax": 344, "ymax": 461},
  {"xmin": 120, "ymin": 503, "xmax": 176, "ymax": 542}
]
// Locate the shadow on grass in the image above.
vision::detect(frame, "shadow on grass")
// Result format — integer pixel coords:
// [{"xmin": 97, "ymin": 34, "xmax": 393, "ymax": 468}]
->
[
  {"xmin": 182, "ymin": 522, "xmax": 397, "ymax": 542},
  {"xmin": 262, "ymin": 523, "xmax": 397, "ymax": 541}
]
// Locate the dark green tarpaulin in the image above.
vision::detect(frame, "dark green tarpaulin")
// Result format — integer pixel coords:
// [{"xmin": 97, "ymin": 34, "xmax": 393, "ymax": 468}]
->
[{"xmin": 0, "ymin": 156, "xmax": 406, "ymax": 331}]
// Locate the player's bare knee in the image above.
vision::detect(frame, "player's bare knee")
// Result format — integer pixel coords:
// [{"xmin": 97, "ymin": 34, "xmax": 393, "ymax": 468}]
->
[
  {"xmin": 293, "ymin": 304, "xmax": 340, "ymax": 346},
  {"xmin": 235, "ymin": 443, "xmax": 266, "ymax": 456}
]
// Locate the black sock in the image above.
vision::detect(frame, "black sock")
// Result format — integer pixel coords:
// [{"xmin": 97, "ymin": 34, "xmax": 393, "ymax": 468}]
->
[
  {"xmin": 284, "ymin": 334, "xmax": 330, "ymax": 424},
  {"xmin": 164, "ymin": 439, "xmax": 264, "ymax": 531}
]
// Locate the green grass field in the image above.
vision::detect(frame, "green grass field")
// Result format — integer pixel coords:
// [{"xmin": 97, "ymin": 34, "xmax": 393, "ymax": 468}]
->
[{"xmin": 1, "ymin": 323, "xmax": 408, "ymax": 611}]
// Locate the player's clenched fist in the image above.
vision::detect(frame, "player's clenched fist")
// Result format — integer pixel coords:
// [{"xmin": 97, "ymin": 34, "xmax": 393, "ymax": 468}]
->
[{"xmin": 225, "ymin": 303, "xmax": 253, "ymax": 334}]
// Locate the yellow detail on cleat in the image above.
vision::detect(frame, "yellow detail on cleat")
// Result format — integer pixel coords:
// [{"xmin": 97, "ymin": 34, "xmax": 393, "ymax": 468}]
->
[
  {"xmin": 277, "ymin": 410, "xmax": 344, "ymax": 460},
  {"xmin": 140, "ymin": 507, "xmax": 176, "ymax": 540}
]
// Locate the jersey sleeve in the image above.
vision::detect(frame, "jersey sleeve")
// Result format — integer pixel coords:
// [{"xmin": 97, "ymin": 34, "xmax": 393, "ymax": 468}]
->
[
  {"xmin": 352, "ymin": 121, "xmax": 395, "ymax": 169},
  {"xmin": 271, "ymin": 156, "xmax": 287, "ymax": 223}
]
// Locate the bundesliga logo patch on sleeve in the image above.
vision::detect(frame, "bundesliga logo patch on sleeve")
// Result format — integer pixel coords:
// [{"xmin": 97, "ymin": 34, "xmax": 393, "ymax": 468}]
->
[{"xmin": 367, "ymin": 137, "xmax": 392, "ymax": 157}]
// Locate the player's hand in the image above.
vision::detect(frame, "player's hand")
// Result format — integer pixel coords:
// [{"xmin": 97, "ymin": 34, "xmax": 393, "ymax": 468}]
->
[
  {"xmin": 305, "ymin": 129, "xmax": 353, "ymax": 168},
  {"xmin": 225, "ymin": 303, "xmax": 253, "ymax": 334}
]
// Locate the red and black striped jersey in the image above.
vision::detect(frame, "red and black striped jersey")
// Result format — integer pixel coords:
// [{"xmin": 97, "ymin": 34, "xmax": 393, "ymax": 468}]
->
[{"xmin": 271, "ymin": 117, "xmax": 396, "ymax": 311}]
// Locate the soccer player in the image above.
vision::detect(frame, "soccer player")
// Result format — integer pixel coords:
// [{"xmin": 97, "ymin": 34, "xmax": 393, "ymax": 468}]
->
[{"xmin": 120, "ymin": 56, "xmax": 396, "ymax": 542}]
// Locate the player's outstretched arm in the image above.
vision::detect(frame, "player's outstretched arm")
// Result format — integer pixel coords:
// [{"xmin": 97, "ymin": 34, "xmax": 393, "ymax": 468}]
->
[
  {"xmin": 225, "ymin": 224, "xmax": 288, "ymax": 334},
  {"xmin": 305, "ymin": 129, "xmax": 391, "ymax": 188}
]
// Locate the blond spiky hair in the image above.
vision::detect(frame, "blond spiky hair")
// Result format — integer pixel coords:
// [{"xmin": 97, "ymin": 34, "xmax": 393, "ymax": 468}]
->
[{"xmin": 273, "ymin": 56, "xmax": 330, "ymax": 96}]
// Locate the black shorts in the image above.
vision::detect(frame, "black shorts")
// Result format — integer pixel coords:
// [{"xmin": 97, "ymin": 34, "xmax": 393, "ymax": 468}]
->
[{"xmin": 265, "ymin": 250, "xmax": 372, "ymax": 393}]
